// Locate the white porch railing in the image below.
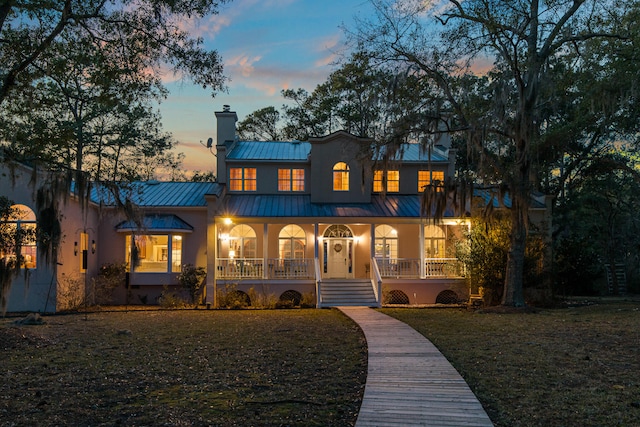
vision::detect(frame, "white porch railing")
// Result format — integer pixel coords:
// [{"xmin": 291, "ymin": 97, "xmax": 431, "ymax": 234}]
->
[
  {"xmin": 215, "ymin": 258, "xmax": 315, "ymax": 280},
  {"xmin": 266, "ymin": 258, "xmax": 315, "ymax": 279},
  {"xmin": 216, "ymin": 258, "xmax": 264, "ymax": 279},
  {"xmin": 375, "ymin": 257, "xmax": 465, "ymax": 278}
]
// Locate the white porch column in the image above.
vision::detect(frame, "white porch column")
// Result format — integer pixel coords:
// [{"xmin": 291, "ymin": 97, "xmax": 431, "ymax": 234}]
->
[
  {"xmin": 206, "ymin": 220, "xmax": 217, "ymax": 307},
  {"xmin": 263, "ymin": 223, "xmax": 268, "ymax": 279},
  {"xmin": 419, "ymin": 220, "xmax": 425, "ymax": 278}
]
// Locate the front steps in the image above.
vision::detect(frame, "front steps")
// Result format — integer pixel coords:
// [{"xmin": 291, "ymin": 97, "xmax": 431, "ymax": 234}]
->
[{"xmin": 319, "ymin": 279, "xmax": 379, "ymax": 307}]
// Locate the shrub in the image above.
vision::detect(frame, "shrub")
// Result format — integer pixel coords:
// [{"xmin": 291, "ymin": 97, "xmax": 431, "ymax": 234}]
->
[
  {"xmin": 456, "ymin": 215, "xmax": 547, "ymax": 306},
  {"xmin": 177, "ymin": 264, "xmax": 206, "ymax": 305},
  {"xmin": 92, "ymin": 262, "xmax": 127, "ymax": 304},
  {"xmin": 158, "ymin": 285, "xmax": 187, "ymax": 308},
  {"xmin": 217, "ymin": 283, "xmax": 250, "ymax": 309}
]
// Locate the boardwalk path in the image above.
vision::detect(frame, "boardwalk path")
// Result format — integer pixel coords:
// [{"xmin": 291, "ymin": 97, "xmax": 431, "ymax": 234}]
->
[{"xmin": 338, "ymin": 307, "xmax": 494, "ymax": 427}]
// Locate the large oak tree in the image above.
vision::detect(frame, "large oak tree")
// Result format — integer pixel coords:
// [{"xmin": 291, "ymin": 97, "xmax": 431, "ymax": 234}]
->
[{"xmin": 351, "ymin": 0, "xmax": 639, "ymax": 306}]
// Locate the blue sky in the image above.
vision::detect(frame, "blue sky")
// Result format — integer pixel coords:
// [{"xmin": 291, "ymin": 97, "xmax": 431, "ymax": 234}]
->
[{"xmin": 160, "ymin": 0, "xmax": 374, "ymax": 173}]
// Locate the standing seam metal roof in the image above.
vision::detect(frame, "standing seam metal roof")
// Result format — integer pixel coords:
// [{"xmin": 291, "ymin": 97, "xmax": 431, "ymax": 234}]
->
[
  {"xmin": 218, "ymin": 194, "xmax": 447, "ymax": 218},
  {"xmin": 88, "ymin": 182, "xmax": 221, "ymax": 207},
  {"xmin": 226, "ymin": 140, "xmax": 449, "ymax": 162}
]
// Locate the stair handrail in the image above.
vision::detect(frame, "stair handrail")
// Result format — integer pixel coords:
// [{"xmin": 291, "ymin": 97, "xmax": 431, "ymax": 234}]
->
[{"xmin": 371, "ymin": 257, "xmax": 383, "ymax": 307}]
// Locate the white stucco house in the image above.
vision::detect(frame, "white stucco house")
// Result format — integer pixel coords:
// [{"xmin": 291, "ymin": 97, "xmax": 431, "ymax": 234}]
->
[{"xmin": 0, "ymin": 106, "xmax": 550, "ymax": 313}]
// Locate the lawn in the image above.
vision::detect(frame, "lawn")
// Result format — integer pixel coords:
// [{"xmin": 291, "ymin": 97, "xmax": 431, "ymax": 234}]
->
[
  {"xmin": 382, "ymin": 299, "xmax": 640, "ymax": 427},
  {"xmin": 0, "ymin": 309, "xmax": 367, "ymax": 427},
  {"xmin": 2, "ymin": 301, "xmax": 639, "ymax": 427}
]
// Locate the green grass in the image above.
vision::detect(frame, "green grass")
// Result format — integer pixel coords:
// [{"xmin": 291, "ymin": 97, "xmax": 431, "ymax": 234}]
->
[
  {"xmin": 382, "ymin": 300, "xmax": 640, "ymax": 427},
  {"xmin": 1, "ymin": 309, "xmax": 367, "ymax": 426}
]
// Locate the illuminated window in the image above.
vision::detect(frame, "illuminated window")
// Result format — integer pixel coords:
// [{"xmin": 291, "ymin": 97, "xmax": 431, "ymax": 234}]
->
[
  {"xmin": 126, "ymin": 234, "xmax": 183, "ymax": 272},
  {"xmin": 0, "ymin": 204, "xmax": 37, "ymax": 269},
  {"xmin": 374, "ymin": 170, "xmax": 399, "ymax": 192},
  {"xmin": 228, "ymin": 225, "xmax": 257, "ymax": 259},
  {"xmin": 418, "ymin": 170, "xmax": 445, "ymax": 192},
  {"xmin": 229, "ymin": 167, "xmax": 257, "ymax": 191},
  {"xmin": 374, "ymin": 225, "xmax": 398, "ymax": 259},
  {"xmin": 424, "ymin": 225, "xmax": 446, "ymax": 258},
  {"xmin": 278, "ymin": 168, "xmax": 305, "ymax": 192},
  {"xmin": 278, "ymin": 224, "xmax": 306, "ymax": 259},
  {"xmin": 333, "ymin": 162, "xmax": 349, "ymax": 191}
]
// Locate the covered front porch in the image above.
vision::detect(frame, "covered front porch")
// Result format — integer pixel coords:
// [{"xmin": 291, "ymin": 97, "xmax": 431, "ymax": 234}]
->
[{"xmin": 206, "ymin": 194, "xmax": 470, "ymax": 307}]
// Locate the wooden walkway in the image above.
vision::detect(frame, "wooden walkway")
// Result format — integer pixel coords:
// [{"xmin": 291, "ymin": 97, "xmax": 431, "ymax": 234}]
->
[{"xmin": 339, "ymin": 307, "xmax": 493, "ymax": 427}]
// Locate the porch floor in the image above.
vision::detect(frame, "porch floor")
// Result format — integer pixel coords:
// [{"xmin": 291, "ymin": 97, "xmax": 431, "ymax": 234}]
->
[{"xmin": 338, "ymin": 307, "xmax": 493, "ymax": 427}]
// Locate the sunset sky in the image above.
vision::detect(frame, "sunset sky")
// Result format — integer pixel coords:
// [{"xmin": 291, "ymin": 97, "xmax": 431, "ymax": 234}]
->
[{"xmin": 160, "ymin": 0, "xmax": 374, "ymax": 174}]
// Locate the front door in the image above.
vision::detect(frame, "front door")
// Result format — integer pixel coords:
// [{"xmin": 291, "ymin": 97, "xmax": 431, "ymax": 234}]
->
[{"xmin": 324, "ymin": 238, "xmax": 353, "ymax": 278}]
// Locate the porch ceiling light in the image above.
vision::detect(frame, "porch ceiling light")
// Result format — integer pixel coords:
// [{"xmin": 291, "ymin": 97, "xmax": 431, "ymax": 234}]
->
[{"xmin": 223, "ymin": 217, "xmax": 233, "ymax": 225}]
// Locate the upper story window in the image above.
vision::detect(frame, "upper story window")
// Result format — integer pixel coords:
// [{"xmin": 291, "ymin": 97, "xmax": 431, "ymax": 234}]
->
[
  {"xmin": 278, "ymin": 168, "xmax": 305, "ymax": 192},
  {"xmin": 374, "ymin": 170, "xmax": 400, "ymax": 193},
  {"xmin": 333, "ymin": 162, "xmax": 349, "ymax": 191},
  {"xmin": 418, "ymin": 170, "xmax": 445, "ymax": 192},
  {"xmin": 229, "ymin": 167, "xmax": 257, "ymax": 191},
  {"xmin": 126, "ymin": 234, "xmax": 183, "ymax": 273},
  {"xmin": 0, "ymin": 203, "xmax": 37, "ymax": 269}
]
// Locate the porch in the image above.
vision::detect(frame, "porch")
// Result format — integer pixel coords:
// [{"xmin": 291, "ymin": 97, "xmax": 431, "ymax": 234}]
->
[{"xmin": 213, "ymin": 257, "xmax": 467, "ymax": 307}]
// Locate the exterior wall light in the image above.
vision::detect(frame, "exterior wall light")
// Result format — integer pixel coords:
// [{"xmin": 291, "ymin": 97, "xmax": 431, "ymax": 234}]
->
[
  {"xmin": 74, "ymin": 242, "xmax": 78, "ymax": 256},
  {"xmin": 91, "ymin": 240, "xmax": 96, "ymax": 254}
]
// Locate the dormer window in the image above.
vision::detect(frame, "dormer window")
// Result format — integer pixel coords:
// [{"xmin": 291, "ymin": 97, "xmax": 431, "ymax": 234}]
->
[
  {"xmin": 418, "ymin": 170, "xmax": 444, "ymax": 192},
  {"xmin": 374, "ymin": 170, "xmax": 399, "ymax": 193},
  {"xmin": 333, "ymin": 162, "xmax": 349, "ymax": 191},
  {"xmin": 229, "ymin": 167, "xmax": 257, "ymax": 191}
]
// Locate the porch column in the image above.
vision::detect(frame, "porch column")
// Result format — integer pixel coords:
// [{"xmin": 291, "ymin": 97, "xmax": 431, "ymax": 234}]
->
[
  {"xmin": 206, "ymin": 220, "xmax": 217, "ymax": 307},
  {"xmin": 263, "ymin": 223, "xmax": 268, "ymax": 279},
  {"xmin": 419, "ymin": 221, "xmax": 425, "ymax": 278},
  {"xmin": 370, "ymin": 223, "xmax": 375, "ymax": 268}
]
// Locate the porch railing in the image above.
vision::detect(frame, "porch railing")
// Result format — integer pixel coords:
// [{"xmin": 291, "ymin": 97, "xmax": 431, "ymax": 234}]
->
[
  {"xmin": 216, "ymin": 258, "xmax": 264, "ymax": 279},
  {"xmin": 266, "ymin": 258, "xmax": 315, "ymax": 279},
  {"xmin": 215, "ymin": 258, "xmax": 315, "ymax": 280},
  {"xmin": 375, "ymin": 257, "xmax": 465, "ymax": 278}
]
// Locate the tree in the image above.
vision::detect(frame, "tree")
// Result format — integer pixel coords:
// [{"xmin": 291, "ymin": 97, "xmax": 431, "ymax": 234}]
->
[
  {"xmin": 0, "ymin": 0, "xmax": 228, "ymax": 108},
  {"xmin": 352, "ymin": 0, "xmax": 639, "ymax": 306},
  {"xmin": 554, "ymin": 151, "xmax": 640, "ymax": 295},
  {"xmin": 237, "ymin": 106, "xmax": 283, "ymax": 141}
]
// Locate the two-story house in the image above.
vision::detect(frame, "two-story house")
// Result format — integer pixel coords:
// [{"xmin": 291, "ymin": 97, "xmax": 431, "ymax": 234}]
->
[
  {"xmin": 1, "ymin": 105, "xmax": 549, "ymax": 313},
  {"xmin": 203, "ymin": 106, "xmax": 470, "ymax": 307}
]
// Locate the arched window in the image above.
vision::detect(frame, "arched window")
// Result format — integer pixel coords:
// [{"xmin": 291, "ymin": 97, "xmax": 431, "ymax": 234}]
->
[
  {"xmin": 375, "ymin": 225, "xmax": 398, "ymax": 259},
  {"xmin": 424, "ymin": 224, "xmax": 446, "ymax": 258},
  {"xmin": 0, "ymin": 204, "xmax": 37, "ymax": 269},
  {"xmin": 333, "ymin": 162, "xmax": 349, "ymax": 191},
  {"xmin": 323, "ymin": 224, "xmax": 353, "ymax": 238},
  {"xmin": 278, "ymin": 225, "xmax": 306, "ymax": 259},
  {"xmin": 229, "ymin": 224, "xmax": 257, "ymax": 259}
]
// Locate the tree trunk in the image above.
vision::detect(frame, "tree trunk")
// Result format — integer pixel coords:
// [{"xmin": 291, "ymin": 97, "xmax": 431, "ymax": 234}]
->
[{"xmin": 502, "ymin": 196, "xmax": 527, "ymax": 306}]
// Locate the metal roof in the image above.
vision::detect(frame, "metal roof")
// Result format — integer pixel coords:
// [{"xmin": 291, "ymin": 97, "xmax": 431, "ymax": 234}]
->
[
  {"xmin": 115, "ymin": 214, "xmax": 194, "ymax": 232},
  {"xmin": 226, "ymin": 141, "xmax": 311, "ymax": 161},
  {"xmin": 218, "ymin": 194, "xmax": 456, "ymax": 219},
  {"xmin": 226, "ymin": 140, "xmax": 449, "ymax": 163},
  {"xmin": 473, "ymin": 188, "xmax": 546, "ymax": 209},
  {"xmin": 376, "ymin": 144, "xmax": 449, "ymax": 162},
  {"xmin": 89, "ymin": 181, "xmax": 221, "ymax": 207}
]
